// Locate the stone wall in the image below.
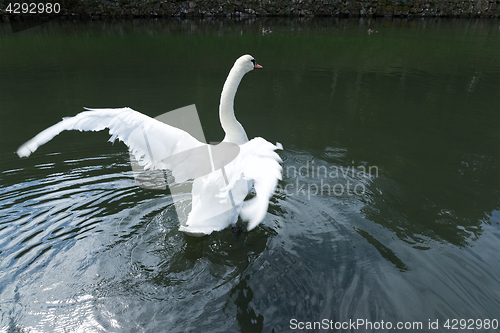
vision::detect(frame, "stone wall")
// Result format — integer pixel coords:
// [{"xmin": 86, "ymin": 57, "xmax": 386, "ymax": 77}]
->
[{"xmin": 1, "ymin": 0, "xmax": 499, "ymax": 20}]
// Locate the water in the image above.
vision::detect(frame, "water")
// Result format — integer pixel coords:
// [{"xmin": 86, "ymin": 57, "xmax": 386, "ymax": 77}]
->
[{"xmin": 1, "ymin": 18, "xmax": 499, "ymax": 332}]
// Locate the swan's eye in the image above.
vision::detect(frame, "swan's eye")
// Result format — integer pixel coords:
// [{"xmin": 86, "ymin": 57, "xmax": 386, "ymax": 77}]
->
[{"xmin": 251, "ymin": 59, "xmax": 255, "ymax": 65}]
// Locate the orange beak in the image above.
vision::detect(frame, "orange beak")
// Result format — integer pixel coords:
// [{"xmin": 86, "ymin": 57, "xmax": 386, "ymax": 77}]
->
[{"xmin": 254, "ymin": 63, "xmax": 263, "ymax": 69}]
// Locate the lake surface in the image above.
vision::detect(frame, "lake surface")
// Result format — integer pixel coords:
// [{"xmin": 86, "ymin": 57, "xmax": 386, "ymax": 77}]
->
[{"xmin": 0, "ymin": 17, "xmax": 499, "ymax": 332}]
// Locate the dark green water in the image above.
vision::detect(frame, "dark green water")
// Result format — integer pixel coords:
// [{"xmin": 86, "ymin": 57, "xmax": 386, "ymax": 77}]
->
[{"xmin": 0, "ymin": 18, "xmax": 499, "ymax": 332}]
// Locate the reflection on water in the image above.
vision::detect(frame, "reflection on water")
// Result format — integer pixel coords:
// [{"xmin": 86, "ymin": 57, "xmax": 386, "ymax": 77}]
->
[{"xmin": 1, "ymin": 17, "xmax": 499, "ymax": 332}]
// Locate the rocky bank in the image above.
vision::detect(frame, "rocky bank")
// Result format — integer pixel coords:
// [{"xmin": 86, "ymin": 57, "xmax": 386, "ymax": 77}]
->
[{"xmin": 1, "ymin": 0, "xmax": 499, "ymax": 21}]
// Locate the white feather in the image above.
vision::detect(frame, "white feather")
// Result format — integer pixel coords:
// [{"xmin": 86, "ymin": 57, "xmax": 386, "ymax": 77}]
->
[{"xmin": 17, "ymin": 55, "xmax": 282, "ymax": 236}]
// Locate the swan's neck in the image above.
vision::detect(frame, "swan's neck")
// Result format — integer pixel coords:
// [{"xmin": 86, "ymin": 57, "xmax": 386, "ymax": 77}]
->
[{"xmin": 220, "ymin": 66, "xmax": 249, "ymax": 145}]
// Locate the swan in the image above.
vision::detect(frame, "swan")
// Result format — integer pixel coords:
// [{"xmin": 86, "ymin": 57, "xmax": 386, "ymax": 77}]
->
[{"xmin": 16, "ymin": 55, "xmax": 283, "ymax": 236}]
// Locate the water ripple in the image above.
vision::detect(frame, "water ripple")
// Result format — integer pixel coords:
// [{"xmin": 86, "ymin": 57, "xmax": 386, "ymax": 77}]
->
[{"xmin": 1, "ymin": 149, "xmax": 499, "ymax": 332}]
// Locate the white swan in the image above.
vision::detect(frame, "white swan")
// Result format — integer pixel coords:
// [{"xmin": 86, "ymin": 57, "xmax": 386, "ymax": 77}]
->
[{"xmin": 16, "ymin": 55, "xmax": 283, "ymax": 236}]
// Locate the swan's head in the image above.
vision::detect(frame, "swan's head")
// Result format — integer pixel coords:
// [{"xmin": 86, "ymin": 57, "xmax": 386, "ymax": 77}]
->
[{"xmin": 235, "ymin": 54, "xmax": 263, "ymax": 73}]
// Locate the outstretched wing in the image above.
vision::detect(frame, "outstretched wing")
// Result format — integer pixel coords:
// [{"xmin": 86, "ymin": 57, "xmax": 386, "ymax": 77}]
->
[
  {"xmin": 224, "ymin": 137, "xmax": 283, "ymax": 230},
  {"xmin": 16, "ymin": 107, "xmax": 205, "ymax": 180}
]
